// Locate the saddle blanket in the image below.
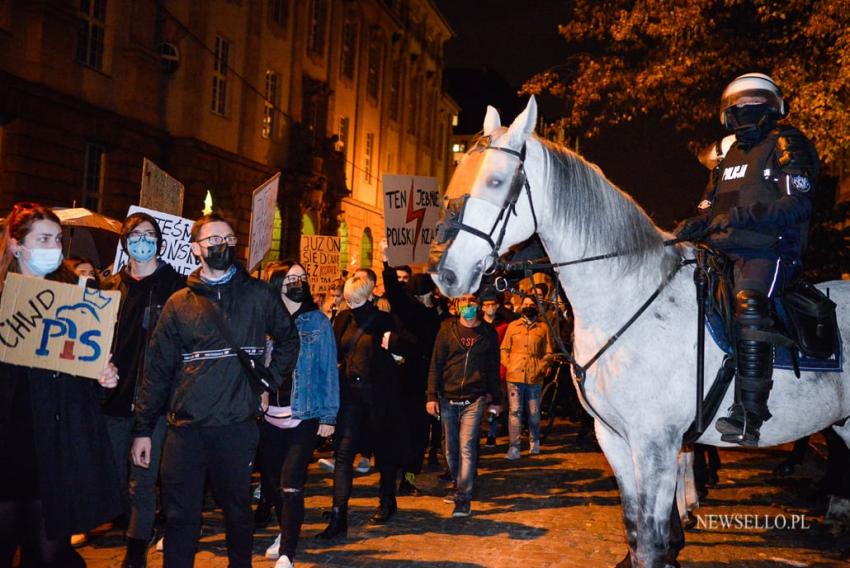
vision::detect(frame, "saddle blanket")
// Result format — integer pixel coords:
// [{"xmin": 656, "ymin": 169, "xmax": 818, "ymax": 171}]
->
[{"xmin": 705, "ymin": 307, "xmax": 843, "ymax": 373}]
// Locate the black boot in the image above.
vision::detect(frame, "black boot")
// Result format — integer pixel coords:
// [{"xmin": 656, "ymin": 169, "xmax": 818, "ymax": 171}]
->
[
  {"xmin": 398, "ymin": 474, "xmax": 422, "ymax": 496},
  {"xmin": 369, "ymin": 495, "xmax": 397, "ymax": 524},
  {"xmin": 716, "ymin": 289, "xmax": 774, "ymax": 447},
  {"xmin": 315, "ymin": 505, "xmax": 347, "ymax": 540},
  {"xmin": 121, "ymin": 537, "xmax": 149, "ymax": 568}
]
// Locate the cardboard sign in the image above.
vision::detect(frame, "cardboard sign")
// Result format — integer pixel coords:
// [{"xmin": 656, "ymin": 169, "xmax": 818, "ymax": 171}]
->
[
  {"xmin": 382, "ymin": 175, "xmax": 441, "ymax": 265},
  {"xmin": 247, "ymin": 173, "xmax": 281, "ymax": 272},
  {"xmin": 139, "ymin": 158, "xmax": 185, "ymax": 216},
  {"xmin": 300, "ymin": 235, "xmax": 341, "ymax": 294},
  {"xmin": 0, "ymin": 274, "xmax": 120, "ymax": 379},
  {"xmin": 113, "ymin": 206, "xmax": 200, "ymax": 276}
]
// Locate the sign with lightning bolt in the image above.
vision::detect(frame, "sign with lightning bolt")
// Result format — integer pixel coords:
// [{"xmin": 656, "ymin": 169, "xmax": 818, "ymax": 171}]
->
[{"xmin": 382, "ymin": 174, "xmax": 441, "ymax": 266}]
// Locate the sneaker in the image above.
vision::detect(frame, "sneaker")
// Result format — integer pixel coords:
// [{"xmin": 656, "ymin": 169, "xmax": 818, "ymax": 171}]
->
[
  {"xmin": 505, "ymin": 447, "xmax": 521, "ymax": 461},
  {"xmin": 318, "ymin": 458, "xmax": 335, "ymax": 472},
  {"xmin": 530, "ymin": 440, "xmax": 540, "ymax": 455},
  {"xmin": 443, "ymin": 491, "xmax": 456, "ymax": 504},
  {"xmin": 155, "ymin": 536, "xmax": 164, "ymax": 552},
  {"xmin": 265, "ymin": 533, "xmax": 282, "ymax": 560},
  {"xmin": 70, "ymin": 533, "xmax": 88, "ymax": 547},
  {"xmin": 274, "ymin": 554, "xmax": 294, "ymax": 568},
  {"xmin": 484, "ymin": 435, "xmax": 496, "ymax": 448},
  {"xmin": 452, "ymin": 500, "xmax": 472, "ymax": 517},
  {"xmin": 253, "ymin": 484, "xmax": 262, "ymax": 501},
  {"xmin": 354, "ymin": 456, "xmax": 371, "ymax": 474}
]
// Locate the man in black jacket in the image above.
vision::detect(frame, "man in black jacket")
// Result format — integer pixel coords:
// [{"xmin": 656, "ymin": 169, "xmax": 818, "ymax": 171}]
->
[
  {"xmin": 426, "ymin": 293, "xmax": 501, "ymax": 518},
  {"xmin": 101, "ymin": 212, "xmax": 186, "ymax": 567},
  {"xmin": 131, "ymin": 213, "xmax": 298, "ymax": 568}
]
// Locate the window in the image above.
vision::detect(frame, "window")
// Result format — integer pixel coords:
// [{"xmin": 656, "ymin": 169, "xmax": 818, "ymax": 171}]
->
[
  {"xmin": 452, "ymin": 143, "xmax": 466, "ymax": 153},
  {"xmin": 338, "ymin": 116, "xmax": 350, "ymax": 159},
  {"xmin": 307, "ymin": 0, "xmax": 327, "ymax": 56},
  {"xmin": 262, "ymin": 70, "xmax": 279, "ymax": 138},
  {"xmin": 407, "ymin": 72, "xmax": 419, "ymax": 134},
  {"xmin": 360, "ymin": 228, "xmax": 373, "ymax": 268},
  {"xmin": 302, "ymin": 76, "xmax": 329, "ymax": 146},
  {"xmin": 366, "ymin": 30, "xmax": 383, "ymax": 100},
  {"xmin": 424, "ymin": 88, "xmax": 435, "ymax": 147},
  {"xmin": 76, "ymin": 0, "xmax": 107, "ymax": 70},
  {"xmin": 211, "ymin": 36, "xmax": 230, "ymax": 115},
  {"xmin": 338, "ymin": 221, "xmax": 349, "ymax": 270},
  {"xmin": 340, "ymin": 18, "xmax": 358, "ymax": 80},
  {"xmin": 363, "ymin": 133, "xmax": 374, "ymax": 183},
  {"xmin": 389, "ymin": 58, "xmax": 401, "ymax": 121},
  {"xmin": 301, "ymin": 211, "xmax": 317, "ymax": 236},
  {"xmin": 82, "ymin": 143, "xmax": 105, "ymax": 212},
  {"xmin": 269, "ymin": 0, "xmax": 288, "ymax": 27}
]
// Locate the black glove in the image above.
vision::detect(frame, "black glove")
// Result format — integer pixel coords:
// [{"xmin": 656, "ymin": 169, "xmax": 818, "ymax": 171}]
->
[
  {"xmin": 674, "ymin": 216, "xmax": 709, "ymax": 241},
  {"xmin": 707, "ymin": 213, "xmax": 731, "ymax": 233}
]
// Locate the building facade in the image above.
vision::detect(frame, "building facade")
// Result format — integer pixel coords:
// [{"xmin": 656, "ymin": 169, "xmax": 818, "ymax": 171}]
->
[{"xmin": 0, "ymin": 0, "xmax": 457, "ymax": 274}]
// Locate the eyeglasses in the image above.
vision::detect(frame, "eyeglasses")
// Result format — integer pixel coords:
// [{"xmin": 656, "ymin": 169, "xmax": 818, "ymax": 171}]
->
[
  {"xmin": 283, "ymin": 275, "xmax": 308, "ymax": 286},
  {"xmin": 197, "ymin": 235, "xmax": 238, "ymax": 246},
  {"xmin": 127, "ymin": 230, "xmax": 158, "ymax": 242}
]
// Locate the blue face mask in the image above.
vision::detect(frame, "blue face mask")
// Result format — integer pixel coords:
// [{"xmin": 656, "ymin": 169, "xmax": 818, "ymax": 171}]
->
[
  {"xmin": 459, "ymin": 304, "xmax": 478, "ymax": 321},
  {"xmin": 127, "ymin": 236, "xmax": 158, "ymax": 263},
  {"xmin": 22, "ymin": 247, "xmax": 63, "ymax": 277}
]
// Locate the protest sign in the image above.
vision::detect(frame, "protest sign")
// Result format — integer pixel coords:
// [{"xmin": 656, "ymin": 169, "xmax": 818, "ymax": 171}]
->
[
  {"xmin": 300, "ymin": 235, "xmax": 341, "ymax": 294},
  {"xmin": 139, "ymin": 158, "xmax": 185, "ymax": 216},
  {"xmin": 382, "ymin": 175, "xmax": 441, "ymax": 265},
  {"xmin": 0, "ymin": 274, "xmax": 120, "ymax": 379},
  {"xmin": 247, "ymin": 173, "xmax": 281, "ymax": 272},
  {"xmin": 113, "ymin": 205, "xmax": 200, "ymax": 276}
]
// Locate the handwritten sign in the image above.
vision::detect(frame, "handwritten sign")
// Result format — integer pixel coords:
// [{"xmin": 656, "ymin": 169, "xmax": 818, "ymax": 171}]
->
[
  {"xmin": 248, "ymin": 173, "xmax": 281, "ymax": 272},
  {"xmin": 0, "ymin": 274, "xmax": 120, "ymax": 379},
  {"xmin": 139, "ymin": 158, "xmax": 185, "ymax": 216},
  {"xmin": 113, "ymin": 206, "xmax": 200, "ymax": 276},
  {"xmin": 300, "ymin": 235, "xmax": 341, "ymax": 294},
  {"xmin": 382, "ymin": 174, "xmax": 441, "ymax": 265}
]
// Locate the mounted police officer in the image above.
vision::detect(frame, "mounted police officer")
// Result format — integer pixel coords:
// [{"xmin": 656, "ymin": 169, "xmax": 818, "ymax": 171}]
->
[{"xmin": 677, "ymin": 73, "xmax": 820, "ymax": 446}]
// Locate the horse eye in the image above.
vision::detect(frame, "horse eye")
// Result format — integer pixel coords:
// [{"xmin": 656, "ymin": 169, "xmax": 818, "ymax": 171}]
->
[{"xmin": 486, "ymin": 176, "xmax": 503, "ymax": 188}]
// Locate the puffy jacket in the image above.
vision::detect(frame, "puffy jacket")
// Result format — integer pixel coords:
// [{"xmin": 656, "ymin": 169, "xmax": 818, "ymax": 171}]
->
[
  {"xmin": 133, "ymin": 266, "xmax": 298, "ymax": 435},
  {"xmin": 501, "ymin": 317, "xmax": 553, "ymax": 385},
  {"xmin": 427, "ymin": 318, "xmax": 501, "ymax": 405}
]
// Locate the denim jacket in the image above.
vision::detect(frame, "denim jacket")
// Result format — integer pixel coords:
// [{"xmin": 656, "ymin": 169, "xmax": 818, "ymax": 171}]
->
[{"xmin": 289, "ymin": 309, "xmax": 340, "ymax": 424}]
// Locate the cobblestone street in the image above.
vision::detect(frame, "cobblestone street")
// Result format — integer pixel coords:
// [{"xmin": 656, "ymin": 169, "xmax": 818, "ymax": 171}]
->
[{"xmin": 80, "ymin": 420, "xmax": 849, "ymax": 567}]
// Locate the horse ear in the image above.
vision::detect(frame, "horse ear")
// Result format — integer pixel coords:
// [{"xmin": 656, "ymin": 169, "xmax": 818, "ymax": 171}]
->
[
  {"xmin": 504, "ymin": 96, "xmax": 537, "ymax": 149},
  {"xmin": 483, "ymin": 106, "xmax": 501, "ymax": 135}
]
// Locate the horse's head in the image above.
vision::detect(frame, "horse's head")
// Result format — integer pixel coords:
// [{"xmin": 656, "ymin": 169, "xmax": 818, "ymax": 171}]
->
[{"xmin": 429, "ymin": 96, "xmax": 539, "ymax": 297}]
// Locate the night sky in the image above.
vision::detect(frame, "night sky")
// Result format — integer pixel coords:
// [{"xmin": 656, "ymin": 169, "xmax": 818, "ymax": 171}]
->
[{"xmin": 434, "ymin": 0, "xmax": 710, "ymax": 228}]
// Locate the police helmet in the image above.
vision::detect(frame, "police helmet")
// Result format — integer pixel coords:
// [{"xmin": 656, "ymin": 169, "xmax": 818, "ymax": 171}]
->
[{"xmin": 719, "ymin": 73, "xmax": 786, "ymax": 127}]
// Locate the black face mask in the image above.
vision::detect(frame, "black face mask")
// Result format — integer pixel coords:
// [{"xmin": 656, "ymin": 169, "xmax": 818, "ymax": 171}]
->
[
  {"xmin": 521, "ymin": 306, "xmax": 539, "ymax": 320},
  {"xmin": 204, "ymin": 244, "xmax": 234, "ymax": 271},
  {"xmin": 728, "ymin": 103, "xmax": 776, "ymax": 148},
  {"xmin": 284, "ymin": 282, "xmax": 309, "ymax": 303}
]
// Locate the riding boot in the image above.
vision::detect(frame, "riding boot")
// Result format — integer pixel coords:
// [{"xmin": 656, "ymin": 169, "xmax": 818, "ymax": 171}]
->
[
  {"xmin": 315, "ymin": 505, "xmax": 348, "ymax": 540},
  {"xmin": 121, "ymin": 537, "xmax": 149, "ymax": 568},
  {"xmin": 716, "ymin": 289, "xmax": 774, "ymax": 447}
]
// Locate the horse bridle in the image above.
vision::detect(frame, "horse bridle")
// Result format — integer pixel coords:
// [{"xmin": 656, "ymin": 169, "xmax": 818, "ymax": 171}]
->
[{"xmin": 435, "ymin": 137, "xmax": 538, "ymax": 275}]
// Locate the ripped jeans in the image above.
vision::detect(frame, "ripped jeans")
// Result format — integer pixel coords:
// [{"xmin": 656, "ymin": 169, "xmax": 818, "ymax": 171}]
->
[{"xmin": 507, "ymin": 382, "xmax": 542, "ymax": 452}]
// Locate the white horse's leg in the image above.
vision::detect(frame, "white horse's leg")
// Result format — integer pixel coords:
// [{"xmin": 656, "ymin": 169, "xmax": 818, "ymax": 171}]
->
[
  {"xmin": 826, "ymin": 419, "xmax": 850, "ymax": 528},
  {"xmin": 630, "ymin": 437, "xmax": 681, "ymax": 568},
  {"xmin": 595, "ymin": 422, "xmax": 640, "ymax": 567}
]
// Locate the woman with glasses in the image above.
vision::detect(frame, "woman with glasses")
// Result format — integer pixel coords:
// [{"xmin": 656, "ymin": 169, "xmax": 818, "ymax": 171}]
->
[
  {"xmin": 260, "ymin": 261, "xmax": 339, "ymax": 568},
  {"xmin": 0, "ymin": 202, "xmax": 122, "ymax": 567}
]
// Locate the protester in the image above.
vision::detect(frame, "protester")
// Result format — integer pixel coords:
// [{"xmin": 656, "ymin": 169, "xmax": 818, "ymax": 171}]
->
[
  {"xmin": 100, "ymin": 212, "xmax": 186, "ymax": 567},
  {"xmin": 316, "ymin": 275, "xmax": 413, "ymax": 539},
  {"xmin": 427, "ymin": 293, "xmax": 502, "ymax": 517},
  {"xmin": 322, "ymin": 277, "xmax": 345, "ymax": 321},
  {"xmin": 501, "ymin": 296, "xmax": 554, "ymax": 459},
  {"xmin": 131, "ymin": 212, "xmax": 299, "ymax": 568},
  {"xmin": 380, "ymin": 244, "xmax": 441, "ymax": 496},
  {"xmin": 66, "ymin": 255, "xmax": 100, "ymax": 285},
  {"xmin": 0, "ymin": 202, "xmax": 122, "ymax": 568},
  {"xmin": 261, "ymin": 261, "xmax": 339, "ymax": 568},
  {"xmin": 480, "ymin": 289, "xmax": 510, "ymax": 447}
]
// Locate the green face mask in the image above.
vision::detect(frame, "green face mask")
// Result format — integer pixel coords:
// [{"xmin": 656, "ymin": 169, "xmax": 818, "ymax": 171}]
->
[{"xmin": 458, "ymin": 304, "xmax": 478, "ymax": 321}]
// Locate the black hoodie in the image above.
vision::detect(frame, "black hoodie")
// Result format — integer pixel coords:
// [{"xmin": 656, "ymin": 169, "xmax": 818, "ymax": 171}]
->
[{"xmin": 133, "ymin": 266, "xmax": 298, "ymax": 435}]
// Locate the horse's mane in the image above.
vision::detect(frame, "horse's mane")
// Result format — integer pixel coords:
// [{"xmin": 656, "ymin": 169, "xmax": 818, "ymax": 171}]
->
[{"xmin": 536, "ymin": 136, "xmax": 672, "ymax": 273}]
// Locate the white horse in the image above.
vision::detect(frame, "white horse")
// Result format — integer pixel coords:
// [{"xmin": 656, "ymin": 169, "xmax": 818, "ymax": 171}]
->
[{"xmin": 430, "ymin": 96, "xmax": 850, "ymax": 568}]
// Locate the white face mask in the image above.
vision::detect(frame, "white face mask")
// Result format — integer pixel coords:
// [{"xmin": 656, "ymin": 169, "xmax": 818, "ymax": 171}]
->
[{"xmin": 22, "ymin": 246, "xmax": 63, "ymax": 276}]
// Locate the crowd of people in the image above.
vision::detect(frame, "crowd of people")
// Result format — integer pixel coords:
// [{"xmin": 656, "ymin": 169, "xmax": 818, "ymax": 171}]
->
[{"xmin": 0, "ymin": 204, "xmax": 573, "ymax": 568}]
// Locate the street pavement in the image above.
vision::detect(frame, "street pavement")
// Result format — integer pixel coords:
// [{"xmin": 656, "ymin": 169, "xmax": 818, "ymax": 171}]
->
[{"xmin": 79, "ymin": 420, "xmax": 849, "ymax": 567}]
